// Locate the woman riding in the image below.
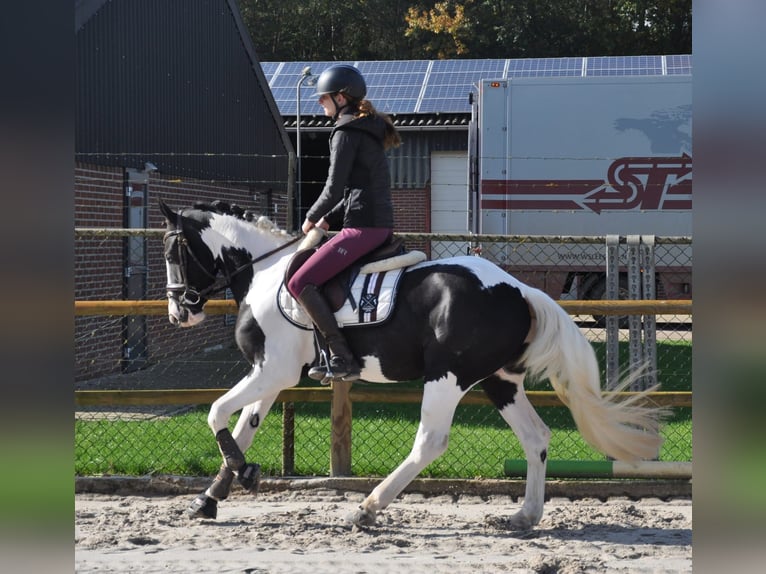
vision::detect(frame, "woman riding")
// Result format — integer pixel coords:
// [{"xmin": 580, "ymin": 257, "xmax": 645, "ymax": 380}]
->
[{"xmin": 287, "ymin": 64, "xmax": 401, "ymax": 382}]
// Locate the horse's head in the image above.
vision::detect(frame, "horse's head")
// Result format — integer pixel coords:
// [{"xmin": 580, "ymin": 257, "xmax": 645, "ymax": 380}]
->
[{"xmin": 160, "ymin": 200, "xmax": 219, "ymax": 327}]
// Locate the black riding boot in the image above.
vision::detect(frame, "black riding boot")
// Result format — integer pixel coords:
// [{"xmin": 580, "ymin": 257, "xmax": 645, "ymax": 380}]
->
[{"xmin": 297, "ymin": 284, "xmax": 361, "ymax": 381}]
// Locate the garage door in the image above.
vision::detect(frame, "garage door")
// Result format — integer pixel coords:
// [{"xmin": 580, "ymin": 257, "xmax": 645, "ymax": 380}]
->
[
  {"xmin": 430, "ymin": 151, "xmax": 469, "ymax": 258},
  {"xmin": 430, "ymin": 151, "xmax": 469, "ymax": 233}
]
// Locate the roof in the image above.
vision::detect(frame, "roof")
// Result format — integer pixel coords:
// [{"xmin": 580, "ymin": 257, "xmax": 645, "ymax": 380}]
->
[
  {"xmin": 75, "ymin": 0, "xmax": 292, "ymax": 184},
  {"xmin": 263, "ymin": 55, "xmax": 693, "ymax": 126}
]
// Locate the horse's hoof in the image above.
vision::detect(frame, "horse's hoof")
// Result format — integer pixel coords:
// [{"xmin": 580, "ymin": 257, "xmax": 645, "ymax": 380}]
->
[
  {"xmin": 486, "ymin": 511, "xmax": 537, "ymax": 531},
  {"xmin": 187, "ymin": 494, "xmax": 217, "ymax": 519},
  {"xmin": 346, "ymin": 506, "xmax": 377, "ymax": 527},
  {"xmin": 238, "ymin": 463, "xmax": 261, "ymax": 493}
]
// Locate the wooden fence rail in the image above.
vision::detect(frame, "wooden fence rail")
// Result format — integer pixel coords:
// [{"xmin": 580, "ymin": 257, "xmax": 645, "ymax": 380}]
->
[
  {"xmin": 74, "ymin": 387, "xmax": 691, "ymax": 408},
  {"xmin": 75, "ymin": 299, "xmax": 693, "ymax": 316}
]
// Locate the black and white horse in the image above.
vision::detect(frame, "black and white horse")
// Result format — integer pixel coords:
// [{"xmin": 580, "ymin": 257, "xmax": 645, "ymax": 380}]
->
[{"xmin": 160, "ymin": 199, "xmax": 662, "ymax": 530}]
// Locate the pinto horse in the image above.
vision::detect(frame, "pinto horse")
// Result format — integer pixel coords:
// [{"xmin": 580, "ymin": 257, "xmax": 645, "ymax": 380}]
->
[{"xmin": 160, "ymin": 199, "xmax": 662, "ymax": 530}]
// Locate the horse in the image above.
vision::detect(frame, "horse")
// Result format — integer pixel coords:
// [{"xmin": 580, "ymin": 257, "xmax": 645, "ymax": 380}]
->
[{"xmin": 160, "ymin": 199, "xmax": 663, "ymax": 530}]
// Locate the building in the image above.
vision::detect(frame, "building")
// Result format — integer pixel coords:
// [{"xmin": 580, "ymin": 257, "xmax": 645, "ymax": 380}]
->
[
  {"xmin": 263, "ymin": 56, "xmax": 692, "ymax": 244},
  {"xmin": 75, "ymin": 0, "xmax": 292, "ymax": 379}
]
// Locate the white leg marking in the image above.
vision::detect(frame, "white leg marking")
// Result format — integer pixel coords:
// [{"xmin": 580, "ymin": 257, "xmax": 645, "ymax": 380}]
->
[
  {"xmin": 207, "ymin": 335, "xmax": 306, "ymax": 433},
  {"xmin": 231, "ymin": 395, "xmax": 279, "ymax": 453},
  {"xmin": 495, "ymin": 370, "xmax": 551, "ymax": 529},
  {"xmin": 351, "ymin": 374, "xmax": 466, "ymax": 525}
]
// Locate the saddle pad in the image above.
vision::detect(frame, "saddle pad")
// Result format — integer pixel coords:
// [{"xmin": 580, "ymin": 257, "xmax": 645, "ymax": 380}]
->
[{"xmin": 277, "ymin": 267, "xmax": 407, "ymax": 330}]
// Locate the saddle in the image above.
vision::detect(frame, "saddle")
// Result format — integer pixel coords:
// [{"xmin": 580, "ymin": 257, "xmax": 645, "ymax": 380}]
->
[{"xmin": 285, "ymin": 235, "xmax": 416, "ymax": 312}]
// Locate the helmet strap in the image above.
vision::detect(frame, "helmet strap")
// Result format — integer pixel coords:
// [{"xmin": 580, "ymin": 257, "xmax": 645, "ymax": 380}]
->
[{"xmin": 330, "ymin": 93, "xmax": 352, "ymax": 121}]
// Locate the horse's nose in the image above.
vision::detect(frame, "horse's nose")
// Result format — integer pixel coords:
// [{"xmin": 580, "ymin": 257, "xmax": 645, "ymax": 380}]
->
[{"xmin": 168, "ymin": 299, "xmax": 187, "ymax": 326}]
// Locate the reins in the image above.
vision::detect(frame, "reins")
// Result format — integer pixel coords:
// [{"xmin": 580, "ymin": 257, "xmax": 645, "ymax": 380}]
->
[
  {"xmin": 165, "ymin": 211, "xmax": 302, "ymax": 304},
  {"xmin": 209, "ymin": 234, "xmax": 302, "ymax": 298}
]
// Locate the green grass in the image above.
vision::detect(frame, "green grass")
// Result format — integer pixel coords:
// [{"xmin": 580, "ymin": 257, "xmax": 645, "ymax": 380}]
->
[{"xmin": 76, "ymin": 340, "xmax": 692, "ymax": 478}]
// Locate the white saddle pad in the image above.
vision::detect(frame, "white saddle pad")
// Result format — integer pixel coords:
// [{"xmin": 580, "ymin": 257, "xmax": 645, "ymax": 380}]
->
[{"xmin": 278, "ymin": 267, "xmax": 407, "ymax": 330}]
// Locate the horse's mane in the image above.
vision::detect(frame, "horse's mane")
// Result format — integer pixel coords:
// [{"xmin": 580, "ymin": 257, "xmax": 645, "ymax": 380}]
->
[{"xmin": 192, "ymin": 200, "xmax": 292, "ymax": 238}]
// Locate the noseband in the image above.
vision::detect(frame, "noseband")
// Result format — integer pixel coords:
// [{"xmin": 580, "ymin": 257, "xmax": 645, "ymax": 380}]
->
[
  {"xmin": 164, "ymin": 228, "xmax": 218, "ymax": 307},
  {"xmin": 164, "ymin": 216, "xmax": 302, "ymax": 310}
]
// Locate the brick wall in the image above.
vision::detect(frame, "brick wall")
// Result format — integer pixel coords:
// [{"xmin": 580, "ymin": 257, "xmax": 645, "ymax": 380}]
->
[
  {"xmin": 74, "ymin": 162, "xmax": 289, "ymax": 383},
  {"xmin": 392, "ymin": 184, "xmax": 431, "ymax": 255},
  {"xmin": 75, "ymin": 164, "xmax": 126, "ymax": 380}
]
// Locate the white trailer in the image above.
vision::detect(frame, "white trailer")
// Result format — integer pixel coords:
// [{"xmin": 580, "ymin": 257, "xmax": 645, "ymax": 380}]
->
[{"xmin": 467, "ymin": 75, "xmax": 692, "ymax": 305}]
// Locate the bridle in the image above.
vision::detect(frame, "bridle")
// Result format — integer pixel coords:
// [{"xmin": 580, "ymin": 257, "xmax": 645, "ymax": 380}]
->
[
  {"xmin": 164, "ymin": 213, "xmax": 302, "ymax": 309},
  {"xmin": 164, "ymin": 228, "xmax": 217, "ymax": 307}
]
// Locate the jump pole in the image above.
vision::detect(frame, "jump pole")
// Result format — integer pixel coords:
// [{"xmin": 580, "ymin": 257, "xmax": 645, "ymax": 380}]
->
[{"xmin": 504, "ymin": 459, "xmax": 692, "ymax": 479}]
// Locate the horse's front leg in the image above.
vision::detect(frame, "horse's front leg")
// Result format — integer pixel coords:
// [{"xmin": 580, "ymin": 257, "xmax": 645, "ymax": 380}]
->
[{"xmin": 187, "ymin": 385, "xmax": 279, "ymax": 519}]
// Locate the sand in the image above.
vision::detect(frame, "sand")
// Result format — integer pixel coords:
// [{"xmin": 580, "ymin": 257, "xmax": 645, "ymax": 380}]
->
[{"xmin": 75, "ymin": 486, "xmax": 691, "ymax": 573}]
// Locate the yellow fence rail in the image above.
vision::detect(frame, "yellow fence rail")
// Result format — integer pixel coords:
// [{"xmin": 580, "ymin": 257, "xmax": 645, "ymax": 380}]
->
[{"xmin": 75, "ymin": 299, "xmax": 692, "ymax": 316}]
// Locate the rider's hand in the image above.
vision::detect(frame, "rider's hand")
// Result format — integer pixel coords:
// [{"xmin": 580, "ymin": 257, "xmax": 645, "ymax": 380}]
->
[{"xmin": 302, "ymin": 217, "xmax": 329, "ymax": 235}]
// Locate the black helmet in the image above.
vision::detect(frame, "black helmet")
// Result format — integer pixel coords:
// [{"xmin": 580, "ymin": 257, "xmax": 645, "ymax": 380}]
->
[{"xmin": 313, "ymin": 64, "xmax": 367, "ymax": 100}]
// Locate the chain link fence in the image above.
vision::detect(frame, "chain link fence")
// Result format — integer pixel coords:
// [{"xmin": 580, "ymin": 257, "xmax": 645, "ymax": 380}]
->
[{"xmin": 75, "ymin": 229, "xmax": 691, "ymax": 479}]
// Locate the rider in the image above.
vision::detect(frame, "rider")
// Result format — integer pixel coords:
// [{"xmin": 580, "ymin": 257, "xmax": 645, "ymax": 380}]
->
[{"xmin": 287, "ymin": 64, "xmax": 401, "ymax": 382}]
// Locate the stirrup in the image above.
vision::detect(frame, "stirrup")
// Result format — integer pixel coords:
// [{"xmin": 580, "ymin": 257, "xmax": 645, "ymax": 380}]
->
[
  {"xmin": 308, "ymin": 348, "xmax": 330, "ymax": 381},
  {"xmin": 308, "ymin": 364, "xmax": 329, "ymax": 380}
]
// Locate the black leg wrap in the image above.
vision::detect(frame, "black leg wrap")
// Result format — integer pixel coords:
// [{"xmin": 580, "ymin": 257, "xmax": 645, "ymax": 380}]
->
[
  {"xmin": 238, "ymin": 462, "xmax": 261, "ymax": 494},
  {"xmin": 187, "ymin": 493, "xmax": 218, "ymax": 519},
  {"xmin": 208, "ymin": 463, "xmax": 235, "ymax": 501},
  {"xmin": 215, "ymin": 428, "xmax": 246, "ymax": 471}
]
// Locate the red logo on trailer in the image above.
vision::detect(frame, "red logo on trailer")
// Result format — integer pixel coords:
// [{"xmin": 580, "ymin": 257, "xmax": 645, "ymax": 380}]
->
[{"xmin": 480, "ymin": 153, "xmax": 692, "ymax": 213}]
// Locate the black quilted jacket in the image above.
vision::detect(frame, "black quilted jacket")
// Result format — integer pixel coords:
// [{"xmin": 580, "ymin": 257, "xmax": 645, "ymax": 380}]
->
[{"xmin": 305, "ymin": 112, "xmax": 394, "ymax": 229}]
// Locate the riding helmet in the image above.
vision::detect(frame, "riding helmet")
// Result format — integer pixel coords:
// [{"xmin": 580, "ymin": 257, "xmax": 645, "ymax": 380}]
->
[{"xmin": 313, "ymin": 64, "xmax": 367, "ymax": 100}]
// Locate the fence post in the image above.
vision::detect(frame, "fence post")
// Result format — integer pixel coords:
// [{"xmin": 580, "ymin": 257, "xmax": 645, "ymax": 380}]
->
[
  {"xmin": 627, "ymin": 235, "xmax": 643, "ymax": 388},
  {"xmin": 330, "ymin": 380, "xmax": 353, "ymax": 476},
  {"xmin": 641, "ymin": 235, "xmax": 658, "ymax": 390},
  {"xmin": 282, "ymin": 402, "xmax": 295, "ymax": 475}
]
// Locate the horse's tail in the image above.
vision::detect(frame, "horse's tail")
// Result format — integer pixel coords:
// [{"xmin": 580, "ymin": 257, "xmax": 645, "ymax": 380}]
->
[{"xmin": 520, "ymin": 287, "xmax": 664, "ymax": 462}]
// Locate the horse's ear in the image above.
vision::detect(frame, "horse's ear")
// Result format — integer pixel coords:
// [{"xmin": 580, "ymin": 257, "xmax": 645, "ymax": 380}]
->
[{"xmin": 158, "ymin": 199, "xmax": 176, "ymax": 224}]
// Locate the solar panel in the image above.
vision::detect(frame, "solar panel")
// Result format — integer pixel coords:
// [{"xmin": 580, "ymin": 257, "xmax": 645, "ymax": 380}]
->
[
  {"xmin": 506, "ymin": 57, "xmax": 583, "ymax": 77},
  {"xmin": 666, "ymin": 54, "xmax": 693, "ymax": 75},
  {"xmin": 419, "ymin": 59, "xmax": 504, "ymax": 113},
  {"xmin": 586, "ymin": 55, "xmax": 663, "ymax": 76},
  {"xmin": 357, "ymin": 60, "xmax": 430, "ymax": 74},
  {"xmin": 261, "ymin": 55, "xmax": 691, "ymax": 117},
  {"xmin": 260, "ymin": 62, "xmax": 280, "ymax": 76}
]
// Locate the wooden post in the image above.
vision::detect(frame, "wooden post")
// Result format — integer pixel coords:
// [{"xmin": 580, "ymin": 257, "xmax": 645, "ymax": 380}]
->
[
  {"xmin": 282, "ymin": 402, "xmax": 295, "ymax": 476},
  {"xmin": 330, "ymin": 380, "xmax": 353, "ymax": 476}
]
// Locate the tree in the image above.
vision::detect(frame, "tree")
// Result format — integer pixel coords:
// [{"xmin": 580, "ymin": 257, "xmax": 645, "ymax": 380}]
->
[
  {"xmin": 404, "ymin": 1, "xmax": 471, "ymax": 58},
  {"xmin": 238, "ymin": 0, "xmax": 418, "ymax": 60},
  {"xmin": 237, "ymin": 0, "xmax": 691, "ymax": 61}
]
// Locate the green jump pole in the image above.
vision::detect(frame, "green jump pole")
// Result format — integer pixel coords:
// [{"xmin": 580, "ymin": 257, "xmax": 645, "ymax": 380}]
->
[
  {"xmin": 505, "ymin": 459, "xmax": 613, "ymax": 478},
  {"xmin": 504, "ymin": 459, "xmax": 692, "ymax": 479}
]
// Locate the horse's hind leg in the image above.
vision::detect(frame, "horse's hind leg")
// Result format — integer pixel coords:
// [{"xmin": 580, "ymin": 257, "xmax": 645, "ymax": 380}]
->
[
  {"xmin": 481, "ymin": 370, "xmax": 551, "ymax": 530},
  {"xmin": 349, "ymin": 375, "xmax": 465, "ymax": 527},
  {"xmin": 188, "ymin": 393, "xmax": 278, "ymax": 519}
]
